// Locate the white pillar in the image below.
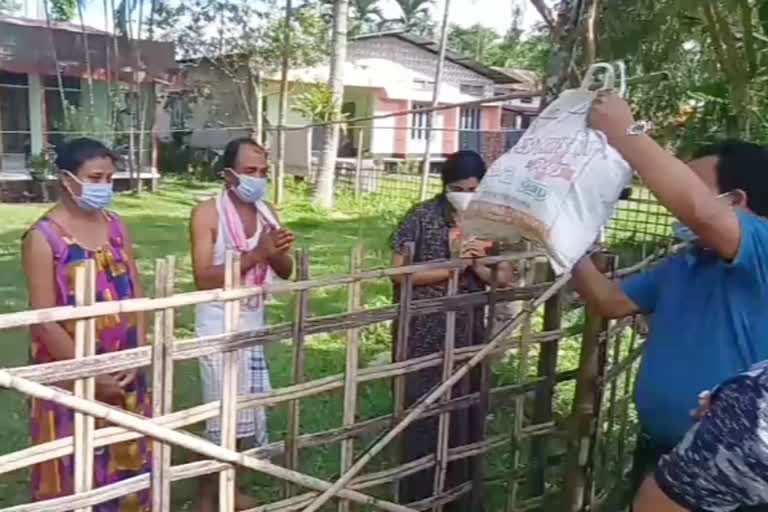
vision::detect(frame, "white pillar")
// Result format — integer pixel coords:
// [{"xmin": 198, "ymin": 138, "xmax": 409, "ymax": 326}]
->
[{"xmin": 27, "ymin": 73, "xmax": 44, "ymax": 155}]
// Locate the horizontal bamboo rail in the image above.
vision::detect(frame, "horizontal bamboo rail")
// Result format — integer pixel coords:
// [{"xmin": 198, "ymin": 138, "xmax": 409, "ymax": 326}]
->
[{"xmin": 0, "ymin": 245, "xmax": 662, "ymax": 511}]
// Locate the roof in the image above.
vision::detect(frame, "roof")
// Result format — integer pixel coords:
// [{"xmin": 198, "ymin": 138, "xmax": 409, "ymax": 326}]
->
[
  {"xmin": 352, "ymin": 31, "xmax": 519, "ymax": 84},
  {"xmin": 492, "ymin": 67, "xmax": 541, "ymax": 92},
  {"xmin": 0, "ymin": 14, "xmax": 107, "ymax": 35},
  {"xmin": 0, "ymin": 14, "xmax": 177, "ymax": 82}
]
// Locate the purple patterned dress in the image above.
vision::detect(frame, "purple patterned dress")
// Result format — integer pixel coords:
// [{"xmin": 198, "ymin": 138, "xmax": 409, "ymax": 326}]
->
[{"xmin": 28, "ymin": 213, "xmax": 152, "ymax": 511}]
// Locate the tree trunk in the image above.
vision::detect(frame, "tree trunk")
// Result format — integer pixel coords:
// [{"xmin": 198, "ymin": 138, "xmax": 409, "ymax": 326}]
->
[
  {"xmin": 583, "ymin": 0, "xmax": 600, "ymax": 66},
  {"xmin": 418, "ymin": 0, "xmax": 451, "ymax": 202},
  {"xmin": 275, "ymin": 0, "xmax": 292, "ymax": 206},
  {"xmin": 43, "ymin": 0, "xmax": 69, "ymax": 132},
  {"xmin": 314, "ymin": 0, "xmax": 349, "ymax": 209},
  {"xmin": 77, "ymin": 0, "xmax": 96, "ymax": 132}
]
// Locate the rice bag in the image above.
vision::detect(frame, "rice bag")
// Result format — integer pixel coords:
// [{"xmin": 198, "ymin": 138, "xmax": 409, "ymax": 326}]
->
[{"xmin": 464, "ymin": 62, "xmax": 633, "ymax": 273}]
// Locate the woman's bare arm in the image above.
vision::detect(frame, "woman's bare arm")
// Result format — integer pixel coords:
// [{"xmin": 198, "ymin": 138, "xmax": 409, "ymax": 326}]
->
[{"xmin": 23, "ymin": 229, "xmax": 76, "ymax": 360}]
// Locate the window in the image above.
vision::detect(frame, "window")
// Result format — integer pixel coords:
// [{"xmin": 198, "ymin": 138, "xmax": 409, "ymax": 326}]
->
[
  {"xmin": 43, "ymin": 74, "xmax": 81, "ymax": 147},
  {"xmin": 0, "ymin": 71, "xmax": 31, "ymax": 155},
  {"xmin": 460, "ymin": 83, "xmax": 485, "ymax": 97},
  {"xmin": 167, "ymin": 94, "xmax": 188, "ymax": 131},
  {"xmin": 460, "ymin": 107, "xmax": 481, "ymax": 131},
  {"xmin": 412, "ymin": 79, "xmax": 435, "ymax": 91},
  {"xmin": 411, "ymin": 102, "xmax": 432, "ymax": 140},
  {"xmin": 342, "ymin": 101, "xmax": 356, "ymax": 118}
]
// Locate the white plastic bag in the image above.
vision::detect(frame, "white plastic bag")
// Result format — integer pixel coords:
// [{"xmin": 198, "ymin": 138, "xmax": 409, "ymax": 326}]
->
[{"xmin": 464, "ymin": 62, "xmax": 633, "ymax": 274}]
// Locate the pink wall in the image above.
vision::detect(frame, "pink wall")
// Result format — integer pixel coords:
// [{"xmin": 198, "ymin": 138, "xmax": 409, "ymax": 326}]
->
[
  {"xmin": 442, "ymin": 107, "xmax": 459, "ymax": 155},
  {"xmin": 374, "ymin": 92, "xmax": 409, "ymax": 156},
  {"xmin": 481, "ymin": 105, "xmax": 502, "ymax": 131}
]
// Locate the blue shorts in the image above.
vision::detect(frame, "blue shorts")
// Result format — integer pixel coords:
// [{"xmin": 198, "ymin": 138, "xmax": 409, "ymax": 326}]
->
[{"xmin": 655, "ymin": 362, "xmax": 768, "ymax": 512}]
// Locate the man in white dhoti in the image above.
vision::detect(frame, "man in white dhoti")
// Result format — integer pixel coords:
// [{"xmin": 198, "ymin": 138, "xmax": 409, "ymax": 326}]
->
[{"xmin": 190, "ymin": 137, "xmax": 294, "ymax": 510}]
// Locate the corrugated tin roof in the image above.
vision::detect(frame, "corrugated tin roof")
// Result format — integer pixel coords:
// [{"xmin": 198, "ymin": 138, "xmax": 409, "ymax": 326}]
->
[
  {"xmin": 351, "ymin": 30, "xmax": 520, "ymax": 84},
  {"xmin": 0, "ymin": 14, "xmax": 108, "ymax": 35}
]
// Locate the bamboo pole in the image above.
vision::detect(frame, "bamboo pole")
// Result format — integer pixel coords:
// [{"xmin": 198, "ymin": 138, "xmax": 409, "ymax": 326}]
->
[
  {"xmin": 73, "ymin": 261, "xmax": 96, "ymax": 512},
  {"xmin": 392, "ymin": 242, "xmax": 414, "ymax": 501},
  {"xmin": 432, "ymin": 270, "xmax": 459, "ymax": 512},
  {"xmin": 506, "ymin": 253, "xmax": 536, "ymax": 512},
  {"xmin": 419, "ymin": 0, "xmax": 452, "ymax": 201},
  {"xmin": 300, "ymin": 272, "xmax": 572, "ymax": 512},
  {"xmin": 3, "ymin": 284, "xmax": 556, "ymax": 386},
  {"xmin": 0, "ymin": 253, "xmax": 545, "ymax": 331},
  {"xmin": 562, "ymin": 253, "xmax": 609, "ymax": 511},
  {"xmin": 151, "ymin": 259, "xmax": 168, "ymax": 511},
  {"xmin": 220, "ymin": 251, "xmax": 241, "ymax": 512},
  {"xmin": 286, "ymin": 250, "xmax": 310, "ymax": 496},
  {"xmin": 339, "ymin": 245, "xmax": 363, "ymax": 512},
  {"xmin": 0, "ymin": 330, "xmax": 567, "ymax": 478},
  {"xmin": 161, "ymin": 255, "xmax": 176, "ymax": 509},
  {"xmin": 0, "ymin": 371, "xmax": 417, "ymax": 512},
  {"xmin": 529, "ymin": 264, "xmax": 563, "ymax": 496},
  {"xmin": 354, "ymin": 128, "xmax": 363, "ymax": 201}
]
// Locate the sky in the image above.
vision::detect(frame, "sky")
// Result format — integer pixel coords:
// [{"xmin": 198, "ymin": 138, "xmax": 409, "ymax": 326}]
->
[{"xmin": 68, "ymin": 0, "xmax": 546, "ymax": 37}]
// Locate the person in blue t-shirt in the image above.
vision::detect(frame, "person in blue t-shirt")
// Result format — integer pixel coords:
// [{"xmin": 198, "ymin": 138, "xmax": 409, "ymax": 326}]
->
[{"xmin": 572, "ymin": 91, "xmax": 768, "ymax": 506}]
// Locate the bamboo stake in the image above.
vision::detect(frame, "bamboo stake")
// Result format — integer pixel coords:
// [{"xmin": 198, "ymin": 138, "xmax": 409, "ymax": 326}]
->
[
  {"xmin": 392, "ymin": 242, "xmax": 414, "ymax": 501},
  {"xmin": 506, "ymin": 253, "xmax": 536, "ymax": 512},
  {"xmin": 432, "ymin": 270, "xmax": 459, "ymax": 512},
  {"xmin": 286, "ymin": 250, "xmax": 310, "ymax": 496},
  {"xmin": 472, "ymin": 262, "xmax": 498, "ymax": 511},
  {"xmin": 220, "ymin": 251, "xmax": 241, "ymax": 512},
  {"xmin": 151, "ymin": 259, "xmax": 168, "ymax": 512},
  {"xmin": 73, "ymin": 261, "xmax": 96, "ymax": 512},
  {"xmin": 300, "ymin": 272, "xmax": 572, "ymax": 512},
  {"xmin": 529, "ymin": 264, "xmax": 563, "ymax": 497},
  {"xmin": 0, "ymin": 371, "xmax": 417, "ymax": 512},
  {"xmin": 161, "ymin": 255, "xmax": 176, "ymax": 509},
  {"xmin": 339, "ymin": 245, "xmax": 363, "ymax": 512},
  {"xmin": 354, "ymin": 128, "xmax": 363, "ymax": 201}
]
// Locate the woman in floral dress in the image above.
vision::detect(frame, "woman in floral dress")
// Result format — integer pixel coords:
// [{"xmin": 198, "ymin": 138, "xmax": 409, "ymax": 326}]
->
[{"xmin": 22, "ymin": 138, "xmax": 151, "ymax": 511}]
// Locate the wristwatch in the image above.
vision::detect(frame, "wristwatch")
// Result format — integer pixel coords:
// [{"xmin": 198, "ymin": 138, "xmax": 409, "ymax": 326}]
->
[{"xmin": 627, "ymin": 120, "xmax": 653, "ymax": 136}]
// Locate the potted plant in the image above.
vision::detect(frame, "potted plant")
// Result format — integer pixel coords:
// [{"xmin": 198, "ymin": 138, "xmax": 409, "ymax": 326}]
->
[{"xmin": 27, "ymin": 146, "xmax": 55, "ymax": 202}]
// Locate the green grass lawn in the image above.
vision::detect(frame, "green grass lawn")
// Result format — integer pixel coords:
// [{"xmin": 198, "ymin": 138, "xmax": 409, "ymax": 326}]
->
[{"xmin": 0, "ymin": 178, "xmax": 643, "ymax": 510}]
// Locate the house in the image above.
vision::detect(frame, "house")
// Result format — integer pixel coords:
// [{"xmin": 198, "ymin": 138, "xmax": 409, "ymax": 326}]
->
[
  {"xmin": 493, "ymin": 67, "xmax": 542, "ymax": 130},
  {"xmin": 162, "ymin": 31, "xmax": 536, "ymax": 174},
  {"xmin": 0, "ymin": 14, "xmax": 177, "ymax": 200}
]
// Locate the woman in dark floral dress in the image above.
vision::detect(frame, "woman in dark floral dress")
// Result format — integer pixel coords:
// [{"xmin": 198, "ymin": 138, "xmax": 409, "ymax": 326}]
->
[{"xmin": 391, "ymin": 150, "xmax": 517, "ymax": 510}]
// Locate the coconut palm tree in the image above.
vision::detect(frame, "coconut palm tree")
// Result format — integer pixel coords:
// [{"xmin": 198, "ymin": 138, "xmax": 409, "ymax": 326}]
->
[
  {"xmin": 77, "ymin": 0, "xmax": 97, "ymax": 131},
  {"xmin": 350, "ymin": 0, "xmax": 382, "ymax": 32},
  {"xmin": 378, "ymin": 0, "xmax": 434, "ymax": 36},
  {"xmin": 314, "ymin": 0, "xmax": 349, "ymax": 208}
]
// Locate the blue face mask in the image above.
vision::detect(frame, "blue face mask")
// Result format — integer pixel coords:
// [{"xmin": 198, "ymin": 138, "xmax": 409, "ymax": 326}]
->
[
  {"xmin": 672, "ymin": 221, "xmax": 698, "ymax": 242},
  {"xmin": 229, "ymin": 169, "xmax": 267, "ymax": 203},
  {"xmin": 671, "ymin": 192, "xmax": 737, "ymax": 243},
  {"xmin": 65, "ymin": 171, "xmax": 113, "ymax": 211}
]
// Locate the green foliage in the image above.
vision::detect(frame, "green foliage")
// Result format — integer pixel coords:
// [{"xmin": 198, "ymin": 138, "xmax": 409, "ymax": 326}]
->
[
  {"xmin": 49, "ymin": 0, "xmax": 77, "ymax": 21},
  {"xmin": 446, "ymin": 21, "xmax": 553, "ymax": 74},
  {"xmin": 293, "ymin": 83, "xmax": 344, "ymax": 122},
  {"xmin": 26, "ymin": 148, "xmax": 55, "ymax": 182},
  {"xmin": 349, "ymin": 0, "xmax": 383, "ymax": 34},
  {"xmin": 0, "ymin": 0, "xmax": 20, "ymax": 14},
  {"xmin": 597, "ymin": 0, "xmax": 768, "ymax": 152},
  {"xmin": 377, "ymin": 0, "xmax": 434, "ymax": 37}
]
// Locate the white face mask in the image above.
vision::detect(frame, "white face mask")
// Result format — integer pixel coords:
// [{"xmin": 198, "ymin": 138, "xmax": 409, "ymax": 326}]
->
[{"xmin": 446, "ymin": 191, "xmax": 475, "ymax": 212}]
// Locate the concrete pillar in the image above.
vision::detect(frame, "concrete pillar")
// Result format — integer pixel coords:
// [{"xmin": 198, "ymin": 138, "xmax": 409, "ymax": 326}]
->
[{"xmin": 27, "ymin": 73, "xmax": 44, "ymax": 155}]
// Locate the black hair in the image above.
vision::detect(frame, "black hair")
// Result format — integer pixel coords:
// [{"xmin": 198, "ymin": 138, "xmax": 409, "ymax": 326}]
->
[
  {"xmin": 221, "ymin": 137, "xmax": 266, "ymax": 170},
  {"xmin": 55, "ymin": 138, "xmax": 115, "ymax": 174},
  {"xmin": 440, "ymin": 150, "xmax": 486, "ymax": 185},
  {"xmin": 693, "ymin": 139, "xmax": 768, "ymax": 217}
]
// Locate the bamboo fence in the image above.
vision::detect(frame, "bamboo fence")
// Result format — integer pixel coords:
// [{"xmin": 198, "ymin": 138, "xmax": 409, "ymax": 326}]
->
[{"xmin": 0, "ymin": 244, "xmax": 669, "ymax": 512}]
